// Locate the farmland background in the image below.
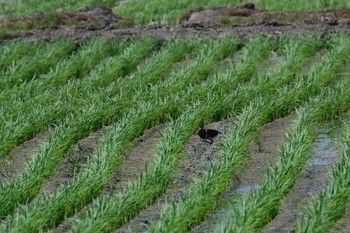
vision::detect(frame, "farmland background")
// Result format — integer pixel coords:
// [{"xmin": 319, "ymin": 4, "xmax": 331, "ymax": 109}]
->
[{"xmin": 0, "ymin": 0, "xmax": 350, "ymax": 233}]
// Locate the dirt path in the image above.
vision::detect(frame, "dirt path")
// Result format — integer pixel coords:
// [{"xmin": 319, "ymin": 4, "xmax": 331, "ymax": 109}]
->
[
  {"xmin": 2, "ymin": 23, "xmax": 349, "ymax": 42},
  {"xmin": 1, "ymin": 5, "xmax": 350, "ymax": 42},
  {"xmin": 263, "ymin": 122, "xmax": 343, "ymax": 233},
  {"xmin": 51, "ymin": 124, "xmax": 164, "ymax": 233},
  {"xmin": 192, "ymin": 114, "xmax": 294, "ymax": 232},
  {"xmin": 38, "ymin": 127, "xmax": 109, "ymax": 196},
  {"xmin": 0, "ymin": 131, "xmax": 48, "ymax": 183},
  {"xmin": 114, "ymin": 51, "xmax": 281, "ymax": 232},
  {"xmin": 103, "ymin": 124, "xmax": 165, "ymax": 194},
  {"xmin": 116, "ymin": 119, "xmax": 233, "ymax": 233}
]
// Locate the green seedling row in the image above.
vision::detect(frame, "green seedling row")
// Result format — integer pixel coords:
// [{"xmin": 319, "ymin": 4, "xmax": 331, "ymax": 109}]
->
[
  {"xmin": 0, "ymin": 40, "xmax": 44, "ymax": 72},
  {"xmin": 69, "ymin": 34, "xmax": 318, "ymax": 232},
  {"xmin": 0, "ymin": 38, "xmax": 122, "ymax": 104},
  {"xmin": 0, "ymin": 38, "xmax": 186, "ymax": 160},
  {"xmin": 0, "ymin": 39, "xmax": 76, "ymax": 92},
  {"xmin": 65, "ymin": 36, "xmax": 272, "ymax": 232},
  {"xmin": 216, "ymin": 80, "xmax": 350, "ymax": 233},
  {"xmin": 213, "ymin": 35, "xmax": 350, "ymax": 232},
  {"xmin": 148, "ymin": 35, "xmax": 350, "ymax": 233},
  {"xmin": 0, "ymin": 39, "xmax": 192, "ymax": 220},
  {"xmin": 293, "ymin": 99, "xmax": 350, "ymax": 233},
  {"xmin": 0, "ymin": 36, "xmax": 232, "ymax": 164},
  {"xmin": 189, "ymin": 34, "xmax": 322, "ymax": 111},
  {"xmin": 0, "ymin": 37, "xmax": 240, "ymax": 232},
  {"xmin": 0, "ymin": 38, "xmax": 156, "ymax": 132},
  {"xmin": 0, "ymin": 34, "xmax": 348, "ymax": 233},
  {"xmin": 0, "ymin": 38, "xmax": 132, "ymax": 158}
]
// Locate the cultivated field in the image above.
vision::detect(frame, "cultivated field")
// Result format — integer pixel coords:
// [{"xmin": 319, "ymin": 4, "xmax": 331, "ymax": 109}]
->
[{"xmin": 1, "ymin": 1, "xmax": 350, "ymax": 233}]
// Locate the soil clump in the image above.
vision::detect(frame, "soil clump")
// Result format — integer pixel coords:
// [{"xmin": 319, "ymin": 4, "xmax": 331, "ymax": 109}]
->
[{"xmin": 1, "ymin": 3, "xmax": 350, "ymax": 42}]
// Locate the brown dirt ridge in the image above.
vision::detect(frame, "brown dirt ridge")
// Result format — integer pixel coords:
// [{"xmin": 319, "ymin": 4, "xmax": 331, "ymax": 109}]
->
[
  {"xmin": 0, "ymin": 6, "xmax": 132, "ymax": 30},
  {"xmin": 179, "ymin": 2, "xmax": 350, "ymax": 26},
  {"xmin": 1, "ymin": 3, "xmax": 350, "ymax": 42}
]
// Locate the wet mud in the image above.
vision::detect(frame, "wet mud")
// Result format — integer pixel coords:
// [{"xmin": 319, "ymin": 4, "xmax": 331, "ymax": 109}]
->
[
  {"xmin": 263, "ymin": 122, "xmax": 343, "ymax": 233},
  {"xmin": 1, "ymin": 4, "xmax": 350, "ymax": 42},
  {"xmin": 116, "ymin": 119, "xmax": 233, "ymax": 233},
  {"xmin": 192, "ymin": 114, "xmax": 294, "ymax": 232}
]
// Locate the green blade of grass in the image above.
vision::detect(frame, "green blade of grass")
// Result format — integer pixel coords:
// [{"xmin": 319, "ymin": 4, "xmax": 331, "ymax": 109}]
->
[{"xmin": 0, "ymin": 39, "xmax": 76, "ymax": 91}]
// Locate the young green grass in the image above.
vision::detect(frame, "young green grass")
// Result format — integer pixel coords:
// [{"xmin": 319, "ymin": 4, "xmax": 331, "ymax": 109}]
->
[
  {"xmin": 115, "ymin": 0, "xmax": 243, "ymax": 24},
  {"xmin": 0, "ymin": 37, "xmax": 248, "ymax": 232},
  {"xmin": 292, "ymin": 96, "xmax": 350, "ymax": 233},
  {"xmin": 0, "ymin": 38, "xmax": 156, "ymax": 128},
  {"xmin": 0, "ymin": 38, "xmax": 193, "ymax": 220},
  {"xmin": 0, "ymin": 38, "xmax": 119, "ymax": 105},
  {"xmin": 0, "ymin": 39, "xmax": 76, "ymax": 92},
  {"xmin": 0, "ymin": 36, "xmax": 240, "ymax": 162},
  {"xmin": 0, "ymin": 40, "xmax": 43, "ymax": 72},
  {"xmin": 63, "ymin": 36, "xmax": 273, "ymax": 233},
  {"xmin": 147, "ymin": 34, "xmax": 350, "ymax": 233},
  {"xmin": 189, "ymin": 33, "xmax": 322, "ymax": 120},
  {"xmin": 0, "ymin": 34, "xmax": 328, "ymax": 231},
  {"xmin": 60, "ymin": 35, "xmax": 315, "ymax": 232},
  {"xmin": 258, "ymin": 0, "xmax": 350, "ymax": 11},
  {"xmin": 215, "ymin": 78, "xmax": 350, "ymax": 233},
  {"xmin": 0, "ymin": 38, "xmax": 134, "ymax": 158}
]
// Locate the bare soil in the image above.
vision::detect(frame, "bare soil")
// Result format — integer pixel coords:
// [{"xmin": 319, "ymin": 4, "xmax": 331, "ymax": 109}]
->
[
  {"xmin": 117, "ymin": 119, "xmax": 233, "ymax": 233},
  {"xmin": 0, "ymin": 131, "xmax": 48, "ymax": 183},
  {"xmin": 192, "ymin": 114, "xmax": 295, "ymax": 232},
  {"xmin": 38, "ymin": 127, "xmax": 109, "ymax": 196},
  {"xmin": 39, "ymin": 124, "xmax": 163, "ymax": 197},
  {"xmin": 103, "ymin": 124, "xmax": 165, "ymax": 194},
  {"xmin": 263, "ymin": 123, "xmax": 343, "ymax": 233},
  {"xmin": 1, "ymin": 4, "xmax": 350, "ymax": 42},
  {"xmin": 0, "ymin": 6, "xmax": 132, "ymax": 31},
  {"xmin": 52, "ymin": 125, "xmax": 164, "ymax": 232},
  {"xmin": 180, "ymin": 2, "xmax": 350, "ymax": 26}
]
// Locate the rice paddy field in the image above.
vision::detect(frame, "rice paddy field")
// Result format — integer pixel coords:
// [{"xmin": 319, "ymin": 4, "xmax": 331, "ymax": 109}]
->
[{"xmin": 1, "ymin": 1, "xmax": 350, "ymax": 233}]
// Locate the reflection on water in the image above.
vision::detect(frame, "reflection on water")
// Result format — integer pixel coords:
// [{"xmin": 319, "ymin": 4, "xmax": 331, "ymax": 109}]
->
[
  {"xmin": 307, "ymin": 125, "xmax": 343, "ymax": 166},
  {"xmin": 235, "ymin": 184, "xmax": 260, "ymax": 193}
]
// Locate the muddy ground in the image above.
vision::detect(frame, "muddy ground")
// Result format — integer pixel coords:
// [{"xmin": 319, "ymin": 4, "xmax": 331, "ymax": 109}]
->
[
  {"xmin": 1, "ymin": 114, "xmax": 347, "ymax": 232},
  {"xmin": 191, "ymin": 114, "xmax": 294, "ymax": 232},
  {"xmin": 0, "ymin": 3, "xmax": 350, "ymax": 42},
  {"xmin": 263, "ymin": 122, "xmax": 344, "ymax": 233},
  {"xmin": 116, "ymin": 119, "xmax": 234, "ymax": 233},
  {"xmin": 1, "ymin": 2, "xmax": 350, "ymax": 232}
]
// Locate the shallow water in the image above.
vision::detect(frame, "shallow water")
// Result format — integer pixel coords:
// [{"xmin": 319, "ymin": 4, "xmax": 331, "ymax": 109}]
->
[
  {"xmin": 263, "ymin": 122, "xmax": 344, "ymax": 233},
  {"xmin": 307, "ymin": 126, "xmax": 343, "ymax": 167}
]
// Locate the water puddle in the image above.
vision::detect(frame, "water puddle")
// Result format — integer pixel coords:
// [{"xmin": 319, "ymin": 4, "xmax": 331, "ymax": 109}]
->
[
  {"xmin": 263, "ymin": 121, "xmax": 343, "ymax": 233},
  {"xmin": 307, "ymin": 127, "xmax": 342, "ymax": 166},
  {"xmin": 235, "ymin": 184, "xmax": 260, "ymax": 193}
]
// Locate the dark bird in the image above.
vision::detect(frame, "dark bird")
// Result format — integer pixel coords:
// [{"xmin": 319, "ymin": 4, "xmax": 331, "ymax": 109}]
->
[{"xmin": 196, "ymin": 128, "xmax": 221, "ymax": 144}]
